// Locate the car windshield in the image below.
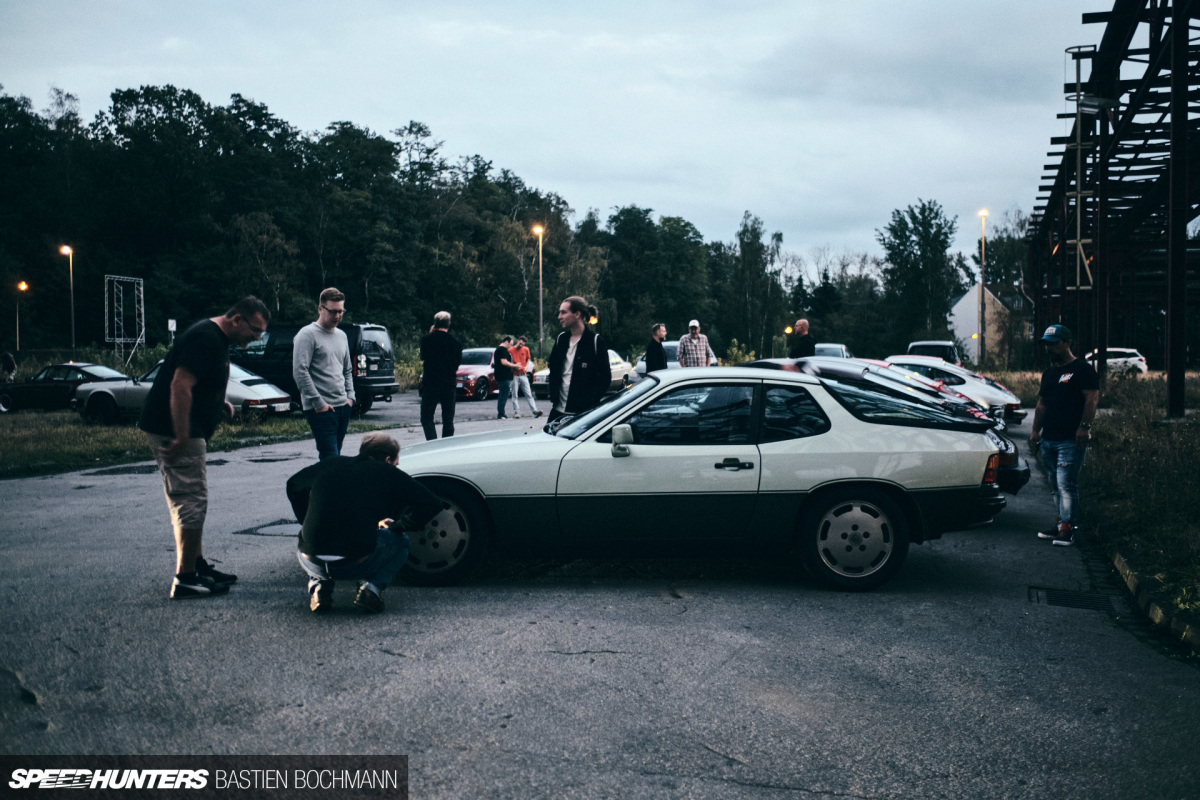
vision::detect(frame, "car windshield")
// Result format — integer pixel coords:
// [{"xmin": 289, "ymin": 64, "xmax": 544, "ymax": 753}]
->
[
  {"xmin": 461, "ymin": 350, "xmax": 492, "ymax": 366},
  {"xmin": 359, "ymin": 328, "xmax": 393, "ymax": 356},
  {"xmin": 555, "ymin": 377, "xmax": 660, "ymax": 439},
  {"xmin": 821, "ymin": 378, "xmax": 989, "ymax": 431},
  {"xmin": 229, "ymin": 363, "xmax": 255, "ymax": 380}
]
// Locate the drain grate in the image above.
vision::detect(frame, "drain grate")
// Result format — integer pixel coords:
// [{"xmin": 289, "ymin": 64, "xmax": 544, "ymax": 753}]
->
[{"xmin": 1028, "ymin": 586, "xmax": 1123, "ymax": 612}]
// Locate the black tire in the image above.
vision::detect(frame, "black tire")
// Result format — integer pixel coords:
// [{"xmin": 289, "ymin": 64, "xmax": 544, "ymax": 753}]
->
[
  {"xmin": 400, "ymin": 482, "xmax": 491, "ymax": 586},
  {"xmin": 354, "ymin": 394, "xmax": 374, "ymax": 416},
  {"xmin": 86, "ymin": 394, "xmax": 119, "ymax": 424},
  {"xmin": 799, "ymin": 487, "xmax": 910, "ymax": 591},
  {"xmin": 473, "ymin": 380, "xmax": 489, "ymax": 402},
  {"xmin": 0, "ymin": 391, "xmax": 14, "ymax": 414}
]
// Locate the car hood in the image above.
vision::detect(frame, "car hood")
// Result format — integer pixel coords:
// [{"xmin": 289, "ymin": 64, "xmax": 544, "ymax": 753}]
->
[
  {"xmin": 457, "ymin": 365, "xmax": 491, "ymax": 378},
  {"xmin": 396, "ymin": 428, "xmax": 577, "ymax": 492}
]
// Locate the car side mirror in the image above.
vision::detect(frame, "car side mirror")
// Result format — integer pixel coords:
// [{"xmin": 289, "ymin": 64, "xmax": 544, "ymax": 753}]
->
[{"xmin": 611, "ymin": 424, "xmax": 634, "ymax": 458}]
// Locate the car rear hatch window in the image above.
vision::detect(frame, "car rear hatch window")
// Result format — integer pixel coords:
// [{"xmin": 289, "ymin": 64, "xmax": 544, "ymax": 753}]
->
[
  {"xmin": 359, "ymin": 327, "xmax": 393, "ymax": 357},
  {"xmin": 821, "ymin": 378, "xmax": 991, "ymax": 432}
]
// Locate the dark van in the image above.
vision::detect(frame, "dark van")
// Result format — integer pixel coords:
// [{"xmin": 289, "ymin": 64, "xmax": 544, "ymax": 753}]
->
[{"xmin": 230, "ymin": 322, "xmax": 400, "ymax": 414}]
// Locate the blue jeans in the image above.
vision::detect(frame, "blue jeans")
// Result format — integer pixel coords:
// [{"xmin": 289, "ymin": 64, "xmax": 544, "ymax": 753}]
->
[
  {"xmin": 304, "ymin": 404, "xmax": 352, "ymax": 460},
  {"xmin": 508, "ymin": 374, "xmax": 539, "ymax": 415},
  {"xmin": 297, "ymin": 529, "xmax": 411, "ymax": 591},
  {"xmin": 495, "ymin": 379, "xmax": 512, "ymax": 417},
  {"xmin": 1040, "ymin": 439, "xmax": 1088, "ymax": 528}
]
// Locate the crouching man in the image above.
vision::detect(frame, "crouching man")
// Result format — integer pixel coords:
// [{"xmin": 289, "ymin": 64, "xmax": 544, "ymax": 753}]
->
[{"xmin": 286, "ymin": 433, "xmax": 443, "ymax": 613}]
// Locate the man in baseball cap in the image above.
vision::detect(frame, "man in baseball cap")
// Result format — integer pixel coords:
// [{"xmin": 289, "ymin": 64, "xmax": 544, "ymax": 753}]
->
[
  {"xmin": 678, "ymin": 319, "xmax": 716, "ymax": 368},
  {"xmin": 1028, "ymin": 322, "xmax": 1099, "ymax": 547}
]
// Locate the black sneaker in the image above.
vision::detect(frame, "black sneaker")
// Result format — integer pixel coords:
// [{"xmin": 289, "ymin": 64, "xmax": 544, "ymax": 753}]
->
[
  {"xmin": 170, "ymin": 572, "xmax": 230, "ymax": 599},
  {"xmin": 1036, "ymin": 524, "xmax": 1060, "ymax": 540},
  {"xmin": 354, "ymin": 585, "xmax": 385, "ymax": 614},
  {"xmin": 196, "ymin": 556, "xmax": 237, "ymax": 585},
  {"xmin": 1052, "ymin": 527, "xmax": 1076, "ymax": 547},
  {"xmin": 309, "ymin": 580, "xmax": 333, "ymax": 613},
  {"xmin": 533, "ymin": 410, "xmax": 543, "ymax": 418}
]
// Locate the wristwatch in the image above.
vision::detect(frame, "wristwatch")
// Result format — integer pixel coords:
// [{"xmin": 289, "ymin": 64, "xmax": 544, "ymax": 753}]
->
[{"xmin": 1078, "ymin": 423, "xmax": 1091, "ymax": 430}]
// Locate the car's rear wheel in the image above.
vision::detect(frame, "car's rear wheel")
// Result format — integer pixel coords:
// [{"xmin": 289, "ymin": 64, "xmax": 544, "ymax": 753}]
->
[
  {"xmin": 355, "ymin": 394, "xmax": 374, "ymax": 415},
  {"xmin": 799, "ymin": 487, "xmax": 909, "ymax": 591},
  {"xmin": 473, "ymin": 380, "xmax": 489, "ymax": 402},
  {"xmin": 0, "ymin": 391, "xmax": 14, "ymax": 414},
  {"xmin": 86, "ymin": 394, "xmax": 119, "ymax": 424},
  {"xmin": 401, "ymin": 482, "xmax": 491, "ymax": 586}
]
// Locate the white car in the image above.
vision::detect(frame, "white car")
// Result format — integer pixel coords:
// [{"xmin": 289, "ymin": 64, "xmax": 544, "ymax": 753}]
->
[
  {"xmin": 814, "ymin": 343, "xmax": 854, "ymax": 358},
  {"xmin": 396, "ymin": 367, "xmax": 1006, "ymax": 591},
  {"xmin": 72, "ymin": 361, "xmax": 293, "ymax": 424},
  {"xmin": 532, "ymin": 350, "xmax": 634, "ymax": 398},
  {"xmin": 884, "ymin": 355, "xmax": 1025, "ymax": 421},
  {"xmin": 1085, "ymin": 348, "xmax": 1148, "ymax": 375}
]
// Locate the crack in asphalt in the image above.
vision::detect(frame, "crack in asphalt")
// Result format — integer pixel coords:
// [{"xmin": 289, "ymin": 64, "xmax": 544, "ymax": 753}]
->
[{"xmin": 548, "ymin": 649, "xmax": 628, "ymax": 656}]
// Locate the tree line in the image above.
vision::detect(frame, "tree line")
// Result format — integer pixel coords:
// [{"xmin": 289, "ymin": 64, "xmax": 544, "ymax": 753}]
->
[{"xmin": 0, "ymin": 83, "xmax": 1029, "ymax": 363}]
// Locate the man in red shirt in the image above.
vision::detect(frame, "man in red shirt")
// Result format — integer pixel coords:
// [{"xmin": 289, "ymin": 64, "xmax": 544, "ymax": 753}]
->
[{"xmin": 506, "ymin": 335, "xmax": 541, "ymax": 418}]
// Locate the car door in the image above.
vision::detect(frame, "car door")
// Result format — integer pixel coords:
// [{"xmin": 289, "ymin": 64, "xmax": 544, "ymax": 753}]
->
[
  {"xmin": 26, "ymin": 366, "xmax": 71, "ymax": 408},
  {"xmin": 556, "ymin": 381, "xmax": 760, "ymax": 543}
]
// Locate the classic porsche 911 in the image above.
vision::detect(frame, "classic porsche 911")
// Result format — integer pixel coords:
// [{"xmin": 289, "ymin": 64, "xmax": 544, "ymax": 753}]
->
[{"xmin": 397, "ymin": 367, "xmax": 1006, "ymax": 591}]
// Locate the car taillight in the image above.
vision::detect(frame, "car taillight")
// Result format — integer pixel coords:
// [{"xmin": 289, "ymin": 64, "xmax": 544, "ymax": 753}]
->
[
  {"xmin": 983, "ymin": 454, "xmax": 999, "ymax": 485},
  {"xmin": 1006, "ymin": 403, "xmax": 1020, "ymax": 413}
]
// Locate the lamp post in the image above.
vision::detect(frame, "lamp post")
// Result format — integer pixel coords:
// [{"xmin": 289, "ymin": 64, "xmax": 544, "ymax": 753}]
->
[
  {"xmin": 16, "ymin": 281, "xmax": 28, "ymax": 352},
  {"xmin": 532, "ymin": 225, "xmax": 545, "ymax": 359},
  {"xmin": 59, "ymin": 245, "xmax": 75, "ymax": 360},
  {"xmin": 977, "ymin": 210, "xmax": 987, "ymax": 368}
]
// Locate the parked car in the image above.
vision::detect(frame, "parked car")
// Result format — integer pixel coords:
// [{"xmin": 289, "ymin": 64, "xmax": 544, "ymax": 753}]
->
[
  {"xmin": 533, "ymin": 350, "xmax": 635, "ymax": 398},
  {"xmin": 394, "ymin": 366, "xmax": 1006, "ymax": 591},
  {"xmin": 885, "ymin": 355, "xmax": 1026, "ymax": 421},
  {"xmin": 748, "ymin": 357, "xmax": 1029, "ymax": 495},
  {"xmin": 907, "ymin": 340, "xmax": 963, "ymax": 366},
  {"xmin": 454, "ymin": 347, "xmax": 499, "ymax": 401},
  {"xmin": 814, "ymin": 343, "xmax": 854, "ymax": 358},
  {"xmin": 630, "ymin": 340, "xmax": 719, "ymax": 383},
  {"xmin": 0, "ymin": 363, "xmax": 128, "ymax": 414},
  {"xmin": 229, "ymin": 322, "xmax": 400, "ymax": 414},
  {"xmin": 1085, "ymin": 347, "xmax": 1148, "ymax": 375},
  {"xmin": 72, "ymin": 361, "xmax": 293, "ymax": 424}
]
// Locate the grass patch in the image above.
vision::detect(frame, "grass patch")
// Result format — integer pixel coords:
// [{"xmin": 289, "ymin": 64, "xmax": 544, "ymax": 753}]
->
[{"xmin": 0, "ymin": 411, "xmax": 388, "ymax": 479}]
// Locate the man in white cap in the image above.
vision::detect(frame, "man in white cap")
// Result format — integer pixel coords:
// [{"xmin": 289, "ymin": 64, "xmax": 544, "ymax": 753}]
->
[{"xmin": 678, "ymin": 319, "xmax": 716, "ymax": 368}]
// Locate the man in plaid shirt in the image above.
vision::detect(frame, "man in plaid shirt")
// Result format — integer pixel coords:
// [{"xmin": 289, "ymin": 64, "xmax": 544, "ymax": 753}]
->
[{"xmin": 678, "ymin": 319, "xmax": 716, "ymax": 368}]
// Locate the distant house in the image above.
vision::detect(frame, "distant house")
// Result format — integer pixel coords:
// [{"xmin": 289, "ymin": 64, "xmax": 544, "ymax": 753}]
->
[{"xmin": 949, "ymin": 283, "xmax": 1035, "ymax": 368}]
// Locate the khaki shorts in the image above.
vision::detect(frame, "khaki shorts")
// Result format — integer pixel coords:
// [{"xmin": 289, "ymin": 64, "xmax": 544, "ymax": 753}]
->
[{"xmin": 148, "ymin": 434, "xmax": 208, "ymax": 531}]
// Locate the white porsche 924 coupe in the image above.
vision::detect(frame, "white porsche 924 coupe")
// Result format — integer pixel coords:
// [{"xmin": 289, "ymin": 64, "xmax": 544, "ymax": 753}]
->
[{"xmin": 397, "ymin": 366, "xmax": 1006, "ymax": 591}]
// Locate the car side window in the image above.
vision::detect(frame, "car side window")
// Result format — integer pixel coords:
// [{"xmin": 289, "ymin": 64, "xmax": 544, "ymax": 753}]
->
[
  {"xmin": 66, "ymin": 368, "xmax": 86, "ymax": 381},
  {"xmin": 44, "ymin": 366, "xmax": 70, "ymax": 381},
  {"xmin": 760, "ymin": 385, "xmax": 831, "ymax": 442},
  {"xmin": 625, "ymin": 384, "xmax": 754, "ymax": 445}
]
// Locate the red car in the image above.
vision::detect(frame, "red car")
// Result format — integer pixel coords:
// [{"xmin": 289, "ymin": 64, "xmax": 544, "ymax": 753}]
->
[{"xmin": 419, "ymin": 347, "xmax": 497, "ymax": 401}]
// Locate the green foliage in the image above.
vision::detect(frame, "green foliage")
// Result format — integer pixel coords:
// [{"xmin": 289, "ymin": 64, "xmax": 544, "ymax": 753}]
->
[{"xmin": 721, "ymin": 338, "xmax": 757, "ymax": 366}]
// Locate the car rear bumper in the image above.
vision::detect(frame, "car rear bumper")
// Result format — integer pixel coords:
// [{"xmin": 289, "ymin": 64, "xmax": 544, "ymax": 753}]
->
[
  {"xmin": 912, "ymin": 485, "xmax": 1007, "ymax": 538},
  {"xmin": 356, "ymin": 378, "xmax": 399, "ymax": 398},
  {"xmin": 998, "ymin": 457, "xmax": 1031, "ymax": 495}
]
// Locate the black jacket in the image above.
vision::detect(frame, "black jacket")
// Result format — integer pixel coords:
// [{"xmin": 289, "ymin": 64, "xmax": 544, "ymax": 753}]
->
[
  {"xmin": 548, "ymin": 328, "xmax": 612, "ymax": 413},
  {"xmin": 287, "ymin": 454, "xmax": 443, "ymax": 560},
  {"xmin": 645, "ymin": 339, "xmax": 668, "ymax": 373},
  {"xmin": 789, "ymin": 333, "xmax": 817, "ymax": 359}
]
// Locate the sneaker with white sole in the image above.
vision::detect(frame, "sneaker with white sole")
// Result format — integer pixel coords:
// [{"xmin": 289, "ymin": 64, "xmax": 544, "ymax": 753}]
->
[
  {"xmin": 196, "ymin": 556, "xmax": 237, "ymax": 584},
  {"xmin": 170, "ymin": 572, "xmax": 230, "ymax": 599},
  {"xmin": 354, "ymin": 585, "xmax": 385, "ymax": 613},
  {"xmin": 1036, "ymin": 521, "xmax": 1061, "ymax": 540},
  {"xmin": 309, "ymin": 579, "xmax": 333, "ymax": 613},
  {"xmin": 1052, "ymin": 526, "xmax": 1076, "ymax": 547}
]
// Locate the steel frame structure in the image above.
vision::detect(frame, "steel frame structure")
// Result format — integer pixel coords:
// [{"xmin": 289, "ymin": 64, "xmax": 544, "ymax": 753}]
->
[
  {"xmin": 104, "ymin": 275, "xmax": 145, "ymax": 367},
  {"xmin": 1029, "ymin": 0, "xmax": 1198, "ymax": 416}
]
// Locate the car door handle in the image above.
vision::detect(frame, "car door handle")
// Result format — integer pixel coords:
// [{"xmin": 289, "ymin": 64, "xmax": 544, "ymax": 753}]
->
[{"xmin": 714, "ymin": 457, "xmax": 754, "ymax": 471}]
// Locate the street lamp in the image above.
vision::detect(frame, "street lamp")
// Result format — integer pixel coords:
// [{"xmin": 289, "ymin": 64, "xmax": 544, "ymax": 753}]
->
[
  {"xmin": 16, "ymin": 281, "xmax": 28, "ymax": 352},
  {"xmin": 532, "ymin": 225, "xmax": 545, "ymax": 359},
  {"xmin": 59, "ymin": 245, "xmax": 75, "ymax": 360},
  {"xmin": 977, "ymin": 210, "xmax": 987, "ymax": 368}
]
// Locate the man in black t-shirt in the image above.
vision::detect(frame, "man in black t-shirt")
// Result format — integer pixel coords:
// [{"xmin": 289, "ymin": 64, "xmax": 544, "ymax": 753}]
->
[
  {"xmin": 1028, "ymin": 324, "xmax": 1100, "ymax": 547},
  {"xmin": 645, "ymin": 323, "xmax": 668, "ymax": 373},
  {"xmin": 788, "ymin": 319, "xmax": 817, "ymax": 359},
  {"xmin": 492, "ymin": 336, "xmax": 518, "ymax": 419},
  {"xmin": 419, "ymin": 311, "xmax": 463, "ymax": 440},
  {"xmin": 287, "ymin": 434, "xmax": 443, "ymax": 613},
  {"xmin": 139, "ymin": 296, "xmax": 270, "ymax": 599}
]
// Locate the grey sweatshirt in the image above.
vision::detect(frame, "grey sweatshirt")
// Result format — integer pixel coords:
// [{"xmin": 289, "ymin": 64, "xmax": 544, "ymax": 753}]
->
[{"xmin": 292, "ymin": 322, "xmax": 355, "ymax": 411}]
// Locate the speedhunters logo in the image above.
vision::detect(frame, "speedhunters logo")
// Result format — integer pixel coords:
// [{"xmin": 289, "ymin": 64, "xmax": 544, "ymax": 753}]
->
[
  {"xmin": 0, "ymin": 757, "xmax": 407, "ymax": 799},
  {"xmin": 10, "ymin": 769, "xmax": 208, "ymax": 789}
]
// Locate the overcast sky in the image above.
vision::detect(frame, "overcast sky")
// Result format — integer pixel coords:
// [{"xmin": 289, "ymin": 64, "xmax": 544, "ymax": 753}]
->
[{"xmin": 2, "ymin": 0, "xmax": 1103, "ymax": 266}]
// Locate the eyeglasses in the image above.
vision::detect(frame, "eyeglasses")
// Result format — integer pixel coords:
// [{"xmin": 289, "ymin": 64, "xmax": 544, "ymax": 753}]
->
[
  {"xmin": 243, "ymin": 319, "xmax": 266, "ymax": 335},
  {"xmin": 320, "ymin": 306, "xmax": 346, "ymax": 316}
]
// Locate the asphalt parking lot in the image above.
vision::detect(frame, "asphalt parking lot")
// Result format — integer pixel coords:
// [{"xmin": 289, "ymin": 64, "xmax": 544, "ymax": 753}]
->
[{"xmin": 2, "ymin": 410, "xmax": 1198, "ymax": 799}]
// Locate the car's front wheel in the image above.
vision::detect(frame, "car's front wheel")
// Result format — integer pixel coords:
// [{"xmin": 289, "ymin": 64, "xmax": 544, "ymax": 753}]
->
[
  {"xmin": 0, "ymin": 391, "xmax": 14, "ymax": 414},
  {"xmin": 473, "ymin": 380, "xmax": 489, "ymax": 402},
  {"xmin": 401, "ymin": 481, "xmax": 491, "ymax": 586},
  {"xmin": 85, "ymin": 394, "xmax": 119, "ymax": 424},
  {"xmin": 799, "ymin": 488, "xmax": 909, "ymax": 591}
]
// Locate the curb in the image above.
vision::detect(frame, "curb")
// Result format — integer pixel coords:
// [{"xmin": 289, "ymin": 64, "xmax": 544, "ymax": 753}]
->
[{"xmin": 1112, "ymin": 551, "xmax": 1200, "ymax": 654}]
